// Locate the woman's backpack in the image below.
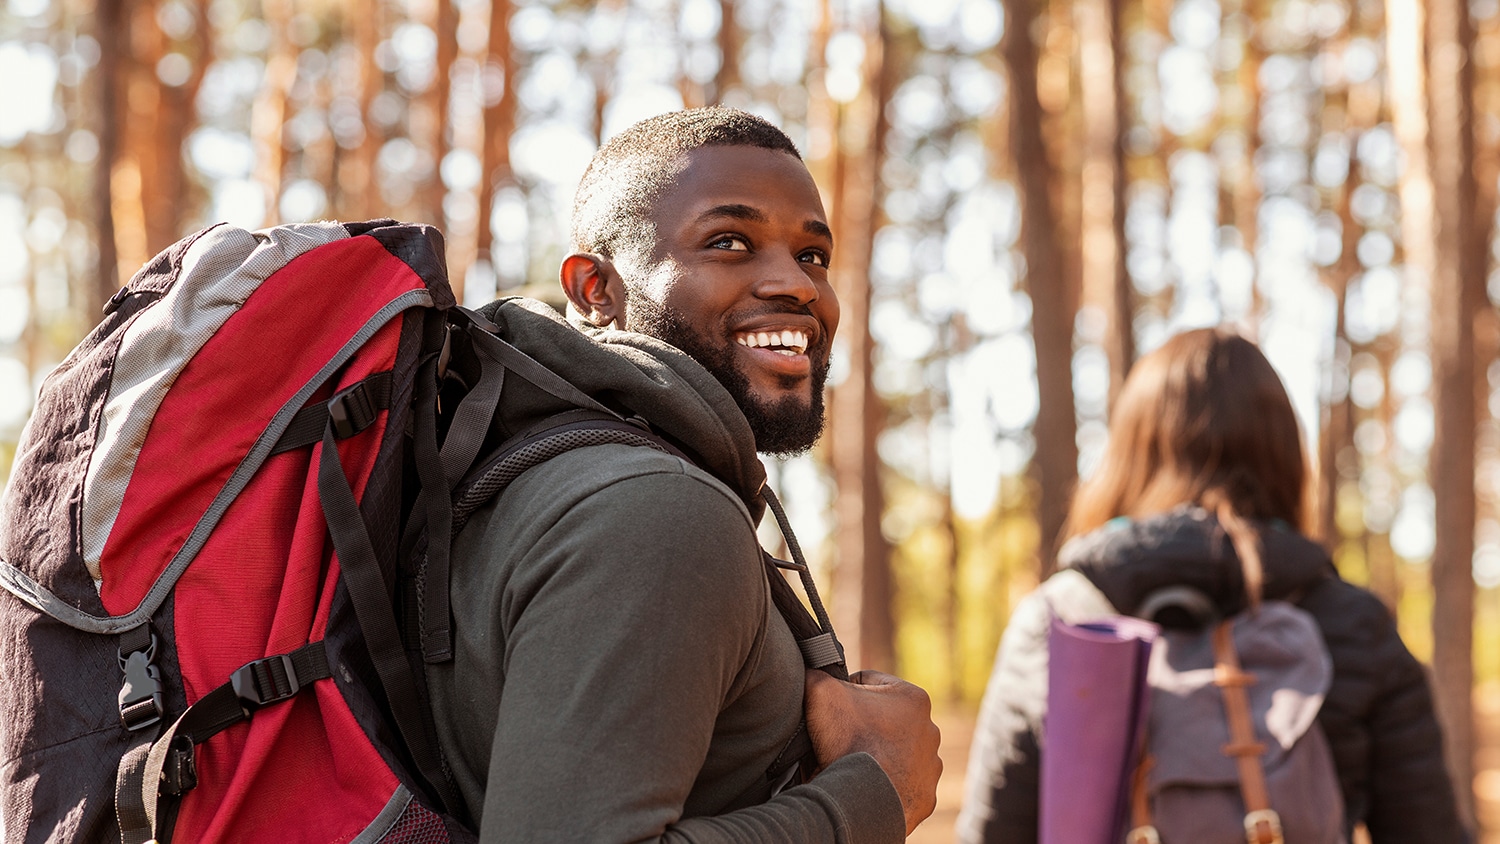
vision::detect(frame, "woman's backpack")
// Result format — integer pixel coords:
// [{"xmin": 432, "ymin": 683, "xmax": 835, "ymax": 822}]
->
[
  {"xmin": 1126, "ymin": 596, "xmax": 1347, "ymax": 844},
  {"xmin": 1041, "ymin": 571, "xmax": 1347, "ymax": 844}
]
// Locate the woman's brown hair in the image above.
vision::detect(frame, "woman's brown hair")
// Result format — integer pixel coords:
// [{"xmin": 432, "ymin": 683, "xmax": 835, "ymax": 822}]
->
[{"xmin": 1064, "ymin": 328, "xmax": 1311, "ymax": 605}]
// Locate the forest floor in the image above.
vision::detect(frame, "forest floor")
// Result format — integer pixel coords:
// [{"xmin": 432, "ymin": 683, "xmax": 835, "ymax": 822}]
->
[{"xmin": 911, "ymin": 682, "xmax": 1500, "ymax": 843}]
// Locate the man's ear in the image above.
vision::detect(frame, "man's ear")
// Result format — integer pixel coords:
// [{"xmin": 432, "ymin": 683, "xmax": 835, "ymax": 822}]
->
[{"xmin": 560, "ymin": 253, "xmax": 626, "ymax": 329}]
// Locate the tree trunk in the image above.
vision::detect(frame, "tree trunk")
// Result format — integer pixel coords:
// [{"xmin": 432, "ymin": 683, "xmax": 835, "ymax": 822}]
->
[
  {"xmin": 1003, "ymin": 0, "xmax": 1078, "ymax": 576},
  {"xmin": 1425, "ymin": 0, "xmax": 1480, "ymax": 827},
  {"xmin": 93, "ymin": 0, "xmax": 125, "ymax": 308},
  {"xmin": 420, "ymin": 0, "xmax": 459, "ymax": 235},
  {"xmin": 1076, "ymin": 0, "xmax": 1132, "ymax": 406},
  {"xmin": 827, "ymin": 6, "xmax": 895, "ymax": 673},
  {"xmin": 714, "ymin": 0, "xmax": 740, "ymax": 104},
  {"xmin": 252, "ymin": 0, "xmax": 297, "ymax": 225},
  {"xmin": 141, "ymin": 0, "xmax": 210, "ymax": 253},
  {"xmin": 1318, "ymin": 122, "xmax": 1363, "ymax": 547},
  {"xmin": 475, "ymin": 0, "xmax": 517, "ymax": 295},
  {"xmin": 1233, "ymin": 0, "xmax": 1266, "ymax": 331},
  {"xmin": 337, "ymin": 0, "xmax": 384, "ymax": 220}
]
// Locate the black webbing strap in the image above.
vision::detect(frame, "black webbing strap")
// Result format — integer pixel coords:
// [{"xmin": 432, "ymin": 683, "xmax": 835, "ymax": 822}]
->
[
  {"xmin": 119, "ymin": 624, "xmax": 152, "ymax": 654},
  {"xmin": 318, "ymin": 404, "xmax": 464, "ymax": 816},
  {"xmin": 115, "ymin": 726, "xmax": 158, "ymax": 844},
  {"xmin": 172, "ymin": 641, "xmax": 331, "ymax": 754},
  {"xmin": 464, "ymin": 319, "xmax": 619, "ymax": 418},
  {"xmin": 272, "ymin": 371, "xmax": 394, "ymax": 455},
  {"xmin": 755, "ymin": 484, "xmax": 849, "ymax": 792},
  {"xmin": 115, "ymin": 642, "xmax": 331, "ymax": 844},
  {"xmin": 416, "ymin": 320, "xmax": 507, "ymax": 663}
]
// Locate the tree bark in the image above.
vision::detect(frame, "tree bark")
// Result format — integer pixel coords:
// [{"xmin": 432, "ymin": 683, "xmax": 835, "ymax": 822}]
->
[
  {"xmin": 141, "ymin": 0, "xmax": 210, "ymax": 253},
  {"xmin": 1318, "ymin": 100, "xmax": 1364, "ymax": 547},
  {"xmin": 1234, "ymin": 0, "xmax": 1267, "ymax": 329},
  {"xmin": 338, "ymin": 0, "xmax": 384, "ymax": 220},
  {"xmin": 1076, "ymin": 0, "xmax": 1132, "ymax": 407},
  {"xmin": 826, "ymin": 6, "xmax": 896, "ymax": 673},
  {"xmin": 252, "ymin": 0, "xmax": 297, "ymax": 225},
  {"xmin": 1003, "ymin": 0, "xmax": 1078, "ymax": 576},
  {"xmin": 420, "ymin": 0, "xmax": 459, "ymax": 233},
  {"xmin": 93, "ymin": 0, "xmax": 125, "ymax": 308},
  {"xmin": 714, "ymin": 0, "xmax": 741, "ymax": 104},
  {"xmin": 475, "ymin": 0, "xmax": 517, "ymax": 293},
  {"xmin": 1425, "ymin": 0, "xmax": 1480, "ymax": 827}
]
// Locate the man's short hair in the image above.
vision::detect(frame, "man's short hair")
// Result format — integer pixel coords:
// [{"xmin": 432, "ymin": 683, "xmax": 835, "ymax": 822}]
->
[{"xmin": 570, "ymin": 107, "xmax": 801, "ymax": 268}]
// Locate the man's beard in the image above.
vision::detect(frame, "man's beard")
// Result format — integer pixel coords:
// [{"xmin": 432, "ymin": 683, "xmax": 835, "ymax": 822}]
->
[{"xmin": 629, "ymin": 297, "xmax": 829, "ymax": 456}]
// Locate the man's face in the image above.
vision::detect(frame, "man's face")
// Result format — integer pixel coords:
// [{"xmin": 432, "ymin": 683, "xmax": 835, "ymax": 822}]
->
[{"xmin": 620, "ymin": 145, "xmax": 840, "ymax": 455}]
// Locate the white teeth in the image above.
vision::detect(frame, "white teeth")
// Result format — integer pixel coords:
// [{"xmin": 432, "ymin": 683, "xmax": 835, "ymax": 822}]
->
[{"xmin": 736, "ymin": 329, "xmax": 810, "ymax": 354}]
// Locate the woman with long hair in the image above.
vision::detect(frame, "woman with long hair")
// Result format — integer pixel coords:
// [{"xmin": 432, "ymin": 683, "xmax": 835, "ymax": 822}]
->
[{"xmin": 956, "ymin": 328, "xmax": 1465, "ymax": 843}]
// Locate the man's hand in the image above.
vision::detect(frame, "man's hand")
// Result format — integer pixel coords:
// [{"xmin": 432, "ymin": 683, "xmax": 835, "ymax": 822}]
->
[{"xmin": 803, "ymin": 669, "xmax": 942, "ymax": 836}]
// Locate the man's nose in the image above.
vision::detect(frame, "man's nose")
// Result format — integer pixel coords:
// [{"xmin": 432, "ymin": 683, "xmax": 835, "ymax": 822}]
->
[{"xmin": 754, "ymin": 250, "xmax": 819, "ymax": 305}]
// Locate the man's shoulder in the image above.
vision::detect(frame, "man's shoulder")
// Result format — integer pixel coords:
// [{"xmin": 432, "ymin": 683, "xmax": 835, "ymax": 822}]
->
[
  {"xmin": 450, "ymin": 439, "xmax": 768, "ymax": 636},
  {"xmin": 460, "ymin": 441, "xmax": 755, "ymax": 554},
  {"xmin": 520, "ymin": 440, "xmax": 747, "ymax": 509}
]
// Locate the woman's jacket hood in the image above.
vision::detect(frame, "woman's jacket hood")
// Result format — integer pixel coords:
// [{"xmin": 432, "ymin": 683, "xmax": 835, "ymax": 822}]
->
[
  {"xmin": 1058, "ymin": 507, "xmax": 1338, "ymax": 620},
  {"xmin": 477, "ymin": 297, "xmax": 767, "ymax": 514}
]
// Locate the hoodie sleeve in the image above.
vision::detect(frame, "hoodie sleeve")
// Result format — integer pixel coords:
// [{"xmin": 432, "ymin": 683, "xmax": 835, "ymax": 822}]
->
[
  {"xmin": 1302, "ymin": 578, "xmax": 1468, "ymax": 844},
  {"xmin": 472, "ymin": 464, "xmax": 904, "ymax": 844},
  {"xmin": 956, "ymin": 589, "xmax": 1053, "ymax": 844}
]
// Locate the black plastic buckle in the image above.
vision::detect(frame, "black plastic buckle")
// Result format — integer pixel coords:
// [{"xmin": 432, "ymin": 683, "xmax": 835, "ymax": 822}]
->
[
  {"xmin": 161, "ymin": 734, "xmax": 198, "ymax": 796},
  {"xmin": 328, "ymin": 382, "xmax": 376, "ymax": 439},
  {"xmin": 229, "ymin": 654, "xmax": 301, "ymax": 718},
  {"xmin": 118, "ymin": 634, "xmax": 164, "ymax": 732},
  {"xmin": 103, "ymin": 285, "xmax": 133, "ymax": 315}
]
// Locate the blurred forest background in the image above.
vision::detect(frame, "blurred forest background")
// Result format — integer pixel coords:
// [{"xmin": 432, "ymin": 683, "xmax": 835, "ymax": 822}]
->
[{"xmin": 3, "ymin": 0, "xmax": 1500, "ymax": 836}]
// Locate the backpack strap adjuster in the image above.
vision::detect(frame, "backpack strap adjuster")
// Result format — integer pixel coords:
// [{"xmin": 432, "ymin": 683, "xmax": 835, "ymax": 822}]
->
[
  {"xmin": 328, "ymin": 381, "xmax": 378, "ymax": 439},
  {"xmin": 118, "ymin": 629, "xmax": 164, "ymax": 732},
  {"xmin": 229, "ymin": 653, "xmax": 305, "ymax": 716},
  {"xmin": 1244, "ymin": 808, "xmax": 1283, "ymax": 844},
  {"xmin": 160, "ymin": 734, "xmax": 198, "ymax": 797}
]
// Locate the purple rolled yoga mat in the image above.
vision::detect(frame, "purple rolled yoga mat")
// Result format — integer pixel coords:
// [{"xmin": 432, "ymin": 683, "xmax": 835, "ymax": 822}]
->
[{"xmin": 1040, "ymin": 615, "xmax": 1158, "ymax": 844}]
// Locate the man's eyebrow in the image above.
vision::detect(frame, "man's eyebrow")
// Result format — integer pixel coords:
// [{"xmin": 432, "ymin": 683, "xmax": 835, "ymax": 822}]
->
[
  {"xmin": 695, "ymin": 204, "xmax": 834, "ymax": 242},
  {"xmin": 696, "ymin": 204, "xmax": 767, "ymax": 224}
]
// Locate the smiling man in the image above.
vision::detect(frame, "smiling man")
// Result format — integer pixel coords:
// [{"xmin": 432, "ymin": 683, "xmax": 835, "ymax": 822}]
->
[{"xmin": 427, "ymin": 108, "xmax": 941, "ymax": 842}]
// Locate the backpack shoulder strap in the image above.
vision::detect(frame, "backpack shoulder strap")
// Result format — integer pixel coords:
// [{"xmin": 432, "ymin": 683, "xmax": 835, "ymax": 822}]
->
[{"xmin": 450, "ymin": 408, "xmax": 685, "ymax": 533}]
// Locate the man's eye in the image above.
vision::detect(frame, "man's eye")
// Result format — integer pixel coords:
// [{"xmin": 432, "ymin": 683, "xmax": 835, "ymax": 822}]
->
[
  {"xmin": 709, "ymin": 235, "xmax": 750, "ymax": 251},
  {"xmin": 799, "ymin": 250, "xmax": 829, "ymax": 267}
]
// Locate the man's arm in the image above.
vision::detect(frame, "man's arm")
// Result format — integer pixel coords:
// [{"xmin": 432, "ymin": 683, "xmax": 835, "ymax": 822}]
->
[{"xmin": 476, "ymin": 463, "xmax": 906, "ymax": 843}]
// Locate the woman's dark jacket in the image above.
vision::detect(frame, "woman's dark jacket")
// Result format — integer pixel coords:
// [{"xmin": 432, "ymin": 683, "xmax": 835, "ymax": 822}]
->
[{"xmin": 956, "ymin": 508, "xmax": 1466, "ymax": 843}]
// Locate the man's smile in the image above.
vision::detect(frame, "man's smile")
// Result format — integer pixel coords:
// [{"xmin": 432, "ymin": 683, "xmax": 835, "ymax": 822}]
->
[{"xmin": 735, "ymin": 328, "xmax": 810, "ymax": 356}]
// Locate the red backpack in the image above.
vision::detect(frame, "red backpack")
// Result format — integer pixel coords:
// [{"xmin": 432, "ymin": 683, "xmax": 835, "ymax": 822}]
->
[
  {"xmin": 0, "ymin": 220, "xmax": 484, "ymax": 843},
  {"xmin": 0, "ymin": 219, "xmax": 844, "ymax": 843}
]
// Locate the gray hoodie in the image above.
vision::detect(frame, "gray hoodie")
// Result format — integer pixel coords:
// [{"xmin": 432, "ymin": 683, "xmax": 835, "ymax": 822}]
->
[{"xmin": 427, "ymin": 298, "xmax": 904, "ymax": 842}]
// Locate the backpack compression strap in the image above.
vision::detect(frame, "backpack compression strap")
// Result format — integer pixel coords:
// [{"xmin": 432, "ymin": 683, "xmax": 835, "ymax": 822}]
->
[{"xmin": 1213, "ymin": 620, "xmax": 1284, "ymax": 844}]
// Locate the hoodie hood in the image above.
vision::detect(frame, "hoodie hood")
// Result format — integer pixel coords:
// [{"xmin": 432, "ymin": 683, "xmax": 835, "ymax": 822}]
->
[
  {"xmin": 1058, "ymin": 506, "xmax": 1337, "ymax": 620},
  {"xmin": 478, "ymin": 297, "xmax": 766, "ymax": 513}
]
